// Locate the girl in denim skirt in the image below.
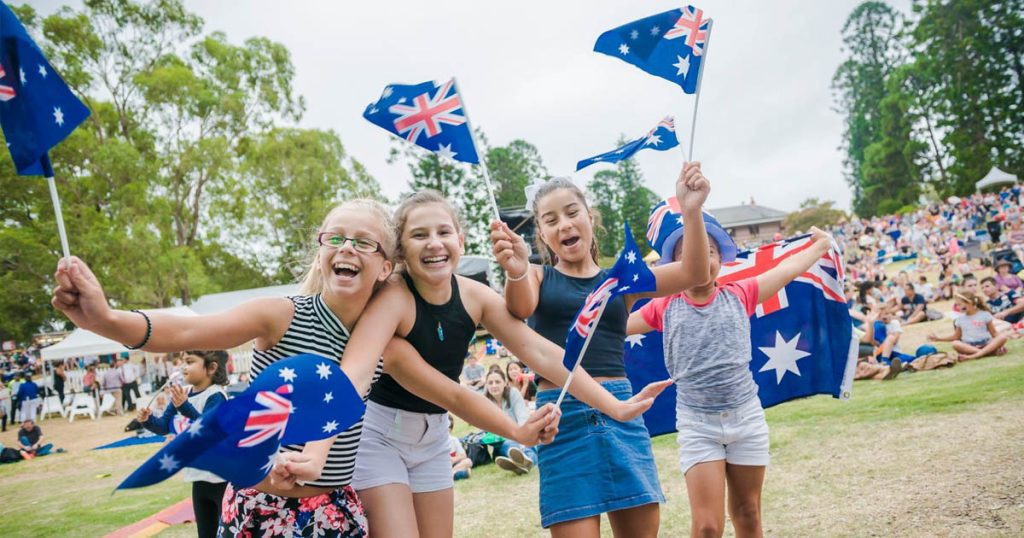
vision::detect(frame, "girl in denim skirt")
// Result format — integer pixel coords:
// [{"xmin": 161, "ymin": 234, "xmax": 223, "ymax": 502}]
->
[
  {"xmin": 628, "ymin": 211, "xmax": 833, "ymax": 538},
  {"xmin": 489, "ymin": 163, "xmax": 712, "ymax": 537}
]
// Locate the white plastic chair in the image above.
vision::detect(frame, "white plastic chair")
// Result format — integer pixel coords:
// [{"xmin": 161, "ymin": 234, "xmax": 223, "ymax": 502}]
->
[
  {"xmin": 40, "ymin": 395, "xmax": 65, "ymax": 419},
  {"xmin": 97, "ymin": 392, "xmax": 116, "ymax": 417},
  {"xmin": 68, "ymin": 393, "xmax": 96, "ymax": 422}
]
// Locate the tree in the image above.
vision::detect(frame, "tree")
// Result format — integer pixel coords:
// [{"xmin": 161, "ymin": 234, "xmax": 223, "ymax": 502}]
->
[
  {"xmin": 485, "ymin": 139, "xmax": 548, "ymax": 208},
  {"xmin": 587, "ymin": 146, "xmax": 659, "ymax": 257},
  {"xmin": 784, "ymin": 198, "xmax": 848, "ymax": 233}
]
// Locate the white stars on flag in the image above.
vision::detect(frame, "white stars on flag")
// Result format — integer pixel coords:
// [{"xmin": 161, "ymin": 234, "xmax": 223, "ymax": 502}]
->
[
  {"xmin": 644, "ymin": 134, "xmax": 662, "ymax": 147},
  {"xmin": 758, "ymin": 331, "xmax": 811, "ymax": 384},
  {"xmin": 382, "ymin": 86, "xmax": 393, "ymax": 98},
  {"xmin": 158, "ymin": 453, "xmax": 180, "ymax": 473},
  {"xmin": 673, "ymin": 55, "xmax": 691, "ymax": 77},
  {"xmin": 323, "ymin": 392, "xmax": 334, "ymax": 404},
  {"xmin": 435, "ymin": 143, "xmax": 457, "ymax": 162},
  {"xmin": 53, "ymin": 107, "xmax": 64, "ymax": 126},
  {"xmin": 630, "ymin": 29, "xmax": 639, "ymax": 40},
  {"xmin": 37, "ymin": 64, "xmax": 47, "ymax": 78},
  {"xmin": 19, "ymin": 67, "xmax": 25, "ymax": 85},
  {"xmin": 625, "ymin": 334, "xmax": 646, "ymax": 348},
  {"xmin": 650, "ymin": 26, "xmax": 661, "ymax": 36},
  {"xmin": 633, "ymin": 273, "xmax": 639, "ymax": 282},
  {"xmin": 187, "ymin": 418, "xmax": 203, "ymax": 437},
  {"xmin": 618, "ymin": 43, "xmax": 630, "ymax": 55},
  {"xmin": 279, "ymin": 367, "xmax": 297, "ymax": 383},
  {"xmin": 316, "ymin": 362, "xmax": 332, "ymax": 380},
  {"xmin": 626, "ymin": 251, "xmax": 637, "ymax": 264},
  {"xmin": 322, "ymin": 420, "xmax": 339, "ymax": 433}
]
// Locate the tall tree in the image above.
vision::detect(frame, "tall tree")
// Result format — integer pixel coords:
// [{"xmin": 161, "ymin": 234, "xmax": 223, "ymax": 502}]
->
[{"xmin": 486, "ymin": 139, "xmax": 548, "ymax": 208}]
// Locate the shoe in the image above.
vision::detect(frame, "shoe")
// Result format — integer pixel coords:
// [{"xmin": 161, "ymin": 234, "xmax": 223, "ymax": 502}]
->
[
  {"xmin": 508, "ymin": 447, "xmax": 534, "ymax": 472},
  {"xmin": 882, "ymin": 358, "xmax": 902, "ymax": 380},
  {"xmin": 495, "ymin": 456, "xmax": 528, "ymax": 475}
]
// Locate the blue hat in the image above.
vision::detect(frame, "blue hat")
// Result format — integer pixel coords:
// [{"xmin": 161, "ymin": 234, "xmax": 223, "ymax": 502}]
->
[{"xmin": 646, "ymin": 197, "xmax": 737, "ymax": 265}]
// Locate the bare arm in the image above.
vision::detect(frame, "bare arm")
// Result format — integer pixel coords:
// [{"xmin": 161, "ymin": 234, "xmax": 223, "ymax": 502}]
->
[
  {"xmin": 51, "ymin": 257, "xmax": 286, "ymax": 352},
  {"xmin": 756, "ymin": 228, "xmax": 832, "ymax": 304},
  {"xmin": 626, "ymin": 310, "xmax": 656, "ymax": 335},
  {"xmin": 337, "ymin": 283, "xmax": 408, "ymax": 396},
  {"xmin": 995, "ymin": 297, "xmax": 1024, "ymax": 319},
  {"xmin": 928, "ymin": 324, "xmax": 962, "ymax": 342},
  {"xmin": 490, "ymin": 220, "xmax": 542, "ymax": 319}
]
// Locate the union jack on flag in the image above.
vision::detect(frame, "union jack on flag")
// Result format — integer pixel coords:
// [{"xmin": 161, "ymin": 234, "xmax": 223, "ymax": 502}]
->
[
  {"xmin": 664, "ymin": 6, "xmax": 709, "ymax": 56},
  {"xmin": 562, "ymin": 223, "xmax": 656, "ymax": 370},
  {"xmin": 238, "ymin": 385, "xmax": 294, "ymax": 448},
  {"xmin": 646, "ymin": 197, "xmax": 682, "ymax": 246},
  {"xmin": 364, "ymin": 79, "xmax": 480, "ymax": 163}
]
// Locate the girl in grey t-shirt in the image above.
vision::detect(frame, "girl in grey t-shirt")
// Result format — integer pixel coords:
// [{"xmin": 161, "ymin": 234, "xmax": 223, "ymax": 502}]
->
[{"xmin": 927, "ymin": 293, "xmax": 1009, "ymax": 361}]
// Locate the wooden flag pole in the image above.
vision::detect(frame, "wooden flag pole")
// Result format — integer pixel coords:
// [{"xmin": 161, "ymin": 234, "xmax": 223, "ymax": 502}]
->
[
  {"xmin": 685, "ymin": 19, "xmax": 714, "ymax": 162},
  {"xmin": 451, "ymin": 77, "xmax": 501, "ymax": 221},
  {"xmin": 41, "ymin": 155, "xmax": 71, "ymax": 260},
  {"xmin": 554, "ymin": 299, "xmax": 610, "ymax": 408}
]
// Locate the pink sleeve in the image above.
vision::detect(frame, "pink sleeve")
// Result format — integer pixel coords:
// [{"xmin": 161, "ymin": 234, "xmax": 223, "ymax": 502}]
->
[
  {"xmin": 639, "ymin": 295, "xmax": 671, "ymax": 332},
  {"xmin": 722, "ymin": 278, "xmax": 760, "ymax": 317}
]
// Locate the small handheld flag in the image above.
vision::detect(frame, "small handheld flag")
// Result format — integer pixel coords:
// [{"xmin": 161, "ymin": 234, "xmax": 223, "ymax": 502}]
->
[
  {"xmin": 593, "ymin": 7, "xmax": 709, "ymax": 94},
  {"xmin": 0, "ymin": 2, "xmax": 91, "ymax": 260},
  {"xmin": 576, "ymin": 116, "xmax": 679, "ymax": 171},
  {"xmin": 117, "ymin": 354, "xmax": 366, "ymax": 490},
  {"xmin": 556, "ymin": 223, "xmax": 656, "ymax": 407}
]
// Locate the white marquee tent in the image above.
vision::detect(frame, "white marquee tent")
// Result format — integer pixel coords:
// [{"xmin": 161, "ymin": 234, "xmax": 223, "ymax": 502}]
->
[
  {"xmin": 40, "ymin": 306, "xmax": 197, "ymax": 361},
  {"xmin": 975, "ymin": 166, "xmax": 1018, "ymax": 191}
]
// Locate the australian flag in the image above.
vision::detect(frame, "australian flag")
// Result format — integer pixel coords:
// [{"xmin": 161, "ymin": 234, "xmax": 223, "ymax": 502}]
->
[
  {"xmin": 118, "ymin": 355, "xmax": 366, "ymax": 490},
  {"xmin": 0, "ymin": 2, "xmax": 90, "ymax": 176},
  {"xmin": 594, "ymin": 6, "xmax": 710, "ymax": 94},
  {"xmin": 563, "ymin": 223, "xmax": 657, "ymax": 371},
  {"xmin": 625, "ymin": 235, "xmax": 857, "ymax": 436},
  {"xmin": 363, "ymin": 79, "xmax": 479, "ymax": 164},
  {"xmin": 576, "ymin": 116, "xmax": 679, "ymax": 171}
]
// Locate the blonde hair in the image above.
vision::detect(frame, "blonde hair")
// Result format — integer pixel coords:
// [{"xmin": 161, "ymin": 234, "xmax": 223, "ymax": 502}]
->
[
  {"xmin": 392, "ymin": 190, "xmax": 463, "ymax": 270},
  {"xmin": 529, "ymin": 178, "xmax": 601, "ymax": 265},
  {"xmin": 298, "ymin": 199, "xmax": 395, "ymax": 295},
  {"xmin": 954, "ymin": 292, "xmax": 990, "ymax": 312}
]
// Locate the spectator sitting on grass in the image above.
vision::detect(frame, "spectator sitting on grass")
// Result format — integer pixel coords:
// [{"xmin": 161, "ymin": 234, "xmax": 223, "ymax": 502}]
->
[
  {"xmin": 459, "ymin": 352, "xmax": 485, "ymax": 392},
  {"xmin": 928, "ymin": 293, "xmax": 1009, "ymax": 362},
  {"xmin": 981, "ymin": 276, "xmax": 1024, "ymax": 325},
  {"xmin": 17, "ymin": 419, "xmax": 52, "ymax": 460},
  {"xmin": 505, "ymin": 359, "xmax": 537, "ymax": 405},
  {"xmin": 854, "ymin": 309, "xmax": 902, "ymax": 381},
  {"xmin": 449, "ymin": 416, "xmax": 472, "ymax": 481},
  {"xmin": 482, "ymin": 367, "xmax": 537, "ymax": 476},
  {"xmin": 918, "ymin": 275, "xmax": 936, "ymax": 302},
  {"xmin": 900, "ymin": 282, "xmax": 927, "ymax": 325},
  {"xmin": 872, "ymin": 308, "xmax": 913, "ymax": 367},
  {"xmin": 993, "ymin": 259, "xmax": 1024, "ymax": 291}
]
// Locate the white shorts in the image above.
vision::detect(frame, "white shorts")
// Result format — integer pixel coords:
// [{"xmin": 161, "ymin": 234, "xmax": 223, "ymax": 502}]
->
[
  {"xmin": 352, "ymin": 400, "xmax": 452, "ymax": 493},
  {"xmin": 676, "ymin": 396, "xmax": 770, "ymax": 474}
]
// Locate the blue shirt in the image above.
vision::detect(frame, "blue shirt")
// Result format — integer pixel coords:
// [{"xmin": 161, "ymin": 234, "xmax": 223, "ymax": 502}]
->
[
  {"xmin": 16, "ymin": 380, "xmax": 38, "ymax": 400},
  {"xmin": 143, "ymin": 387, "xmax": 226, "ymax": 435}
]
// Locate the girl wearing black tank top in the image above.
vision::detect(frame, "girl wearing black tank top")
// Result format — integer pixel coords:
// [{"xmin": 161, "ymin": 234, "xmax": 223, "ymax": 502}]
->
[
  {"xmin": 345, "ymin": 190, "xmax": 668, "ymax": 538},
  {"xmin": 51, "ymin": 199, "xmax": 553, "ymax": 538},
  {"xmin": 489, "ymin": 163, "xmax": 711, "ymax": 537}
]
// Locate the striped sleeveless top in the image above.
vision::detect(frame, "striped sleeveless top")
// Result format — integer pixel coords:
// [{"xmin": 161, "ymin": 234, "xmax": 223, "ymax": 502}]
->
[{"xmin": 251, "ymin": 294, "xmax": 381, "ymax": 488}]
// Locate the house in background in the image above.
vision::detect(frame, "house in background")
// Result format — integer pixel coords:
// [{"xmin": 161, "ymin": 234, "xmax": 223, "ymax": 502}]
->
[{"xmin": 709, "ymin": 198, "xmax": 788, "ymax": 246}]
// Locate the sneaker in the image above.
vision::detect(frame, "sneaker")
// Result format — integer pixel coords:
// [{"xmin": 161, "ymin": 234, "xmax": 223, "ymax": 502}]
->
[
  {"xmin": 508, "ymin": 447, "xmax": 534, "ymax": 472},
  {"xmin": 453, "ymin": 469, "xmax": 470, "ymax": 481},
  {"xmin": 495, "ymin": 456, "xmax": 528, "ymax": 475},
  {"xmin": 882, "ymin": 358, "xmax": 902, "ymax": 380}
]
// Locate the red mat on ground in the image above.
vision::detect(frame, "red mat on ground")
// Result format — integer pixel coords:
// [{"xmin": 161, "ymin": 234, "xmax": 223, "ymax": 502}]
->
[{"xmin": 104, "ymin": 497, "xmax": 194, "ymax": 538}]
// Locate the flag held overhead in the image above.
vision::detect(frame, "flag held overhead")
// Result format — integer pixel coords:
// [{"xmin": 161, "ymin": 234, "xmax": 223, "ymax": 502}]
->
[{"xmin": 576, "ymin": 116, "xmax": 679, "ymax": 171}]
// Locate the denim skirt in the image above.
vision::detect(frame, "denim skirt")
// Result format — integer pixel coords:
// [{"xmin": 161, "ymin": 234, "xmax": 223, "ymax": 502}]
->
[{"xmin": 536, "ymin": 380, "xmax": 665, "ymax": 528}]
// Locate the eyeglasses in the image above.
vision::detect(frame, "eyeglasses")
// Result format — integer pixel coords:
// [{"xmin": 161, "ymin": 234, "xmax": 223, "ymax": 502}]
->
[{"xmin": 317, "ymin": 232, "xmax": 386, "ymax": 255}]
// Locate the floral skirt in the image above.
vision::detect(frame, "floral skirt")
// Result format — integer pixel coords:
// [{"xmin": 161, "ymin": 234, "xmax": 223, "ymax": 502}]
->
[{"xmin": 219, "ymin": 484, "xmax": 368, "ymax": 538}]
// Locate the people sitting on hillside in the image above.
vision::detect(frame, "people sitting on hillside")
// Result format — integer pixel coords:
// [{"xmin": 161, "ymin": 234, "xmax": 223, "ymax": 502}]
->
[
  {"xmin": 459, "ymin": 353, "xmax": 486, "ymax": 393},
  {"xmin": 900, "ymin": 282, "xmax": 928, "ymax": 325},
  {"xmin": 482, "ymin": 367, "xmax": 537, "ymax": 476},
  {"xmin": 505, "ymin": 359, "xmax": 537, "ymax": 406},
  {"xmin": 992, "ymin": 259, "xmax": 1024, "ymax": 291},
  {"xmin": 928, "ymin": 293, "xmax": 1009, "ymax": 361},
  {"xmin": 853, "ymin": 309, "xmax": 902, "ymax": 381},
  {"xmin": 448, "ymin": 416, "xmax": 472, "ymax": 481},
  {"xmin": 17, "ymin": 419, "xmax": 53, "ymax": 460},
  {"xmin": 981, "ymin": 276, "xmax": 1024, "ymax": 325}
]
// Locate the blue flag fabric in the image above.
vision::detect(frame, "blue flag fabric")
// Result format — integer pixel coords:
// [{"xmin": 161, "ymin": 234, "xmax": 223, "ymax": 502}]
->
[
  {"xmin": 625, "ymin": 235, "xmax": 857, "ymax": 436},
  {"xmin": 576, "ymin": 116, "xmax": 679, "ymax": 171},
  {"xmin": 562, "ymin": 223, "xmax": 657, "ymax": 371},
  {"xmin": 0, "ymin": 2, "xmax": 89, "ymax": 175},
  {"xmin": 118, "ymin": 354, "xmax": 366, "ymax": 490},
  {"xmin": 594, "ymin": 6, "xmax": 710, "ymax": 94},
  {"xmin": 363, "ymin": 79, "xmax": 479, "ymax": 164}
]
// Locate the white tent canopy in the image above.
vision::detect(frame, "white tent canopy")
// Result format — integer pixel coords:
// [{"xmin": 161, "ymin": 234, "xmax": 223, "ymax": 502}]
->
[
  {"xmin": 975, "ymin": 166, "xmax": 1018, "ymax": 191},
  {"xmin": 189, "ymin": 284, "xmax": 300, "ymax": 315},
  {"xmin": 40, "ymin": 306, "xmax": 197, "ymax": 361}
]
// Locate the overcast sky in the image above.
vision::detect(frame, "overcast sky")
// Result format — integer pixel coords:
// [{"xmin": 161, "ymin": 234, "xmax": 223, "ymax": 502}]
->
[{"xmin": 37, "ymin": 0, "xmax": 911, "ymax": 212}]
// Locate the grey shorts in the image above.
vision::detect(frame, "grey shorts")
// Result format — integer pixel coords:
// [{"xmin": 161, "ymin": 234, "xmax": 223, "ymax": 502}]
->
[{"xmin": 351, "ymin": 401, "xmax": 452, "ymax": 494}]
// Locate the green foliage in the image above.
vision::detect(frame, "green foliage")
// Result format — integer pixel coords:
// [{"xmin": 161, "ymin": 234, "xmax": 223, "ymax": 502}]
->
[
  {"xmin": 485, "ymin": 139, "xmax": 549, "ymax": 208},
  {"xmin": 587, "ymin": 147, "xmax": 659, "ymax": 256},
  {"xmin": 783, "ymin": 198, "xmax": 848, "ymax": 233}
]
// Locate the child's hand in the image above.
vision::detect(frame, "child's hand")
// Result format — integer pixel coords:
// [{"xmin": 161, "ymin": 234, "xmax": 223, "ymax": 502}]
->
[
  {"xmin": 926, "ymin": 332, "xmax": 938, "ymax": 341},
  {"xmin": 607, "ymin": 379, "xmax": 672, "ymax": 423},
  {"xmin": 168, "ymin": 385, "xmax": 188, "ymax": 408},
  {"xmin": 677, "ymin": 162, "xmax": 710, "ymax": 212},
  {"xmin": 51, "ymin": 257, "xmax": 114, "ymax": 332},
  {"xmin": 512, "ymin": 403, "xmax": 560, "ymax": 447},
  {"xmin": 278, "ymin": 451, "xmax": 322, "ymax": 484},
  {"xmin": 490, "ymin": 220, "xmax": 531, "ymax": 281},
  {"xmin": 269, "ymin": 454, "xmax": 298, "ymax": 490},
  {"xmin": 137, "ymin": 407, "xmax": 151, "ymax": 422}
]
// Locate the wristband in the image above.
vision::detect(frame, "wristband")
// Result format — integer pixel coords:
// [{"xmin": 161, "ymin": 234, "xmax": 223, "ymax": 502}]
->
[
  {"xmin": 506, "ymin": 268, "xmax": 530, "ymax": 282},
  {"xmin": 125, "ymin": 309, "xmax": 152, "ymax": 350}
]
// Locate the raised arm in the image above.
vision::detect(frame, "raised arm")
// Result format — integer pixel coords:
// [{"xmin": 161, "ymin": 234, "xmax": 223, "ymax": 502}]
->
[
  {"xmin": 51, "ymin": 257, "xmax": 286, "ymax": 352},
  {"xmin": 756, "ymin": 227, "xmax": 833, "ymax": 304},
  {"xmin": 490, "ymin": 220, "xmax": 542, "ymax": 319}
]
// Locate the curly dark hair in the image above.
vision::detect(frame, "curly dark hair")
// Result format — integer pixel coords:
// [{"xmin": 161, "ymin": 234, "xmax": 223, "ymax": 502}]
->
[{"xmin": 186, "ymin": 350, "xmax": 229, "ymax": 386}]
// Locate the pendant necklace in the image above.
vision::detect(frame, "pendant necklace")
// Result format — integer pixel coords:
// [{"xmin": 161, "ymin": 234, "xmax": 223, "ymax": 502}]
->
[{"xmin": 436, "ymin": 320, "xmax": 445, "ymax": 342}]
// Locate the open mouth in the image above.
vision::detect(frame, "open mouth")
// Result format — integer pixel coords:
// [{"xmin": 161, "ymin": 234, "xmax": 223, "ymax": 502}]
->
[
  {"xmin": 561, "ymin": 236, "xmax": 581, "ymax": 247},
  {"xmin": 422, "ymin": 255, "xmax": 449, "ymax": 266},
  {"xmin": 332, "ymin": 262, "xmax": 360, "ymax": 278}
]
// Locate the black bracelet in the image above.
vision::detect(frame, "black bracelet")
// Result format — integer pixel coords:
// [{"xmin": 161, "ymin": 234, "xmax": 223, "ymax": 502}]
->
[{"xmin": 125, "ymin": 309, "xmax": 152, "ymax": 350}]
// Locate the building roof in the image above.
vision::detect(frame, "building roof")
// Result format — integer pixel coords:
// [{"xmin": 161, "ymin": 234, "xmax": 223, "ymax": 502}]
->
[{"xmin": 709, "ymin": 204, "xmax": 788, "ymax": 228}]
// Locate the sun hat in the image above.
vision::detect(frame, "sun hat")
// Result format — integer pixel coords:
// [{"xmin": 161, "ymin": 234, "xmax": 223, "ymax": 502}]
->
[{"xmin": 646, "ymin": 196, "xmax": 737, "ymax": 265}]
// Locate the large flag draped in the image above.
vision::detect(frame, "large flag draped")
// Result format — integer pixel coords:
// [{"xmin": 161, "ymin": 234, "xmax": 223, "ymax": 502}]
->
[
  {"xmin": 594, "ymin": 6, "xmax": 710, "ymax": 94},
  {"xmin": 562, "ymin": 223, "xmax": 656, "ymax": 371},
  {"xmin": 625, "ymin": 235, "xmax": 857, "ymax": 436},
  {"xmin": 0, "ymin": 2, "xmax": 89, "ymax": 175},
  {"xmin": 576, "ymin": 116, "xmax": 679, "ymax": 171},
  {"xmin": 363, "ymin": 79, "xmax": 479, "ymax": 164},
  {"xmin": 118, "ymin": 355, "xmax": 366, "ymax": 490}
]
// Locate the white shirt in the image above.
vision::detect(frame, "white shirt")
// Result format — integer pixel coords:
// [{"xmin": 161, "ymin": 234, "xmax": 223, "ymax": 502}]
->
[{"xmin": 121, "ymin": 362, "xmax": 138, "ymax": 383}]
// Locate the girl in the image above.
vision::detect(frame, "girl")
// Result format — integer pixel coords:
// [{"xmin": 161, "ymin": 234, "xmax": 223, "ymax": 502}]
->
[
  {"xmin": 489, "ymin": 162, "xmax": 712, "ymax": 537},
  {"xmin": 506, "ymin": 359, "xmax": 537, "ymax": 404},
  {"xmin": 51, "ymin": 199, "xmax": 556, "ymax": 538},
  {"xmin": 137, "ymin": 351, "xmax": 229, "ymax": 538},
  {"xmin": 483, "ymin": 368, "xmax": 537, "ymax": 476},
  {"xmin": 343, "ymin": 190, "xmax": 675, "ymax": 538},
  {"xmin": 928, "ymin": 293, "xmax": 1009, "ymax": 361},
  {"xmin": 628, "ymin": 217, "xmax": 835, "ymax": 538}
]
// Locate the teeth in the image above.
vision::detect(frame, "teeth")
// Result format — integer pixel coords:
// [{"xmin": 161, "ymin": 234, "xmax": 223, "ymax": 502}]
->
[
  {"xmin": 334, "ymin": 263, "xmax": 359, "ymax": 272},
  {"xmin": 424, "ymin": 256, "xmax": 448, "ymax": 263}
]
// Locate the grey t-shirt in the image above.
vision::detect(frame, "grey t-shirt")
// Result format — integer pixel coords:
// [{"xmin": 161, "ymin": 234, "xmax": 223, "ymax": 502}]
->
[
  {"xmin": 955, "ymin": 311, "xmax": 994, "ymax": 344},
  {"xmin": 640, "ymin": 279, "xmax": 761, "ymax": 413}
]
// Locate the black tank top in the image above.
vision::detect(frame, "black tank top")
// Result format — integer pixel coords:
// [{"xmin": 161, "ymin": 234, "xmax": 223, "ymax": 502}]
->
[
  {"xmin": 369, "ymin": 273, "xmax": 477, "ymax": 414},
  {"xmin": 528, "ymin": 265, "xmax": 628, "ymax": 380}
]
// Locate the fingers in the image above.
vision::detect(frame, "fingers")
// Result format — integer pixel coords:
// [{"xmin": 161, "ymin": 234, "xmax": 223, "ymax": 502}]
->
[{"xmin": 53, "ymin": 288, "xmax": 79, "ymax": 306}]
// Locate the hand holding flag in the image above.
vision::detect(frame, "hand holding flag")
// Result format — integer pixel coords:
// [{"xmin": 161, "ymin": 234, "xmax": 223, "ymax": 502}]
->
[
  {"xmin": 576, "ymin": 116, "xmax": 679, "ymax": 171},
  {"xmin": 117, "ymin": 354, "xmax": 366, "ymax": 490}
]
